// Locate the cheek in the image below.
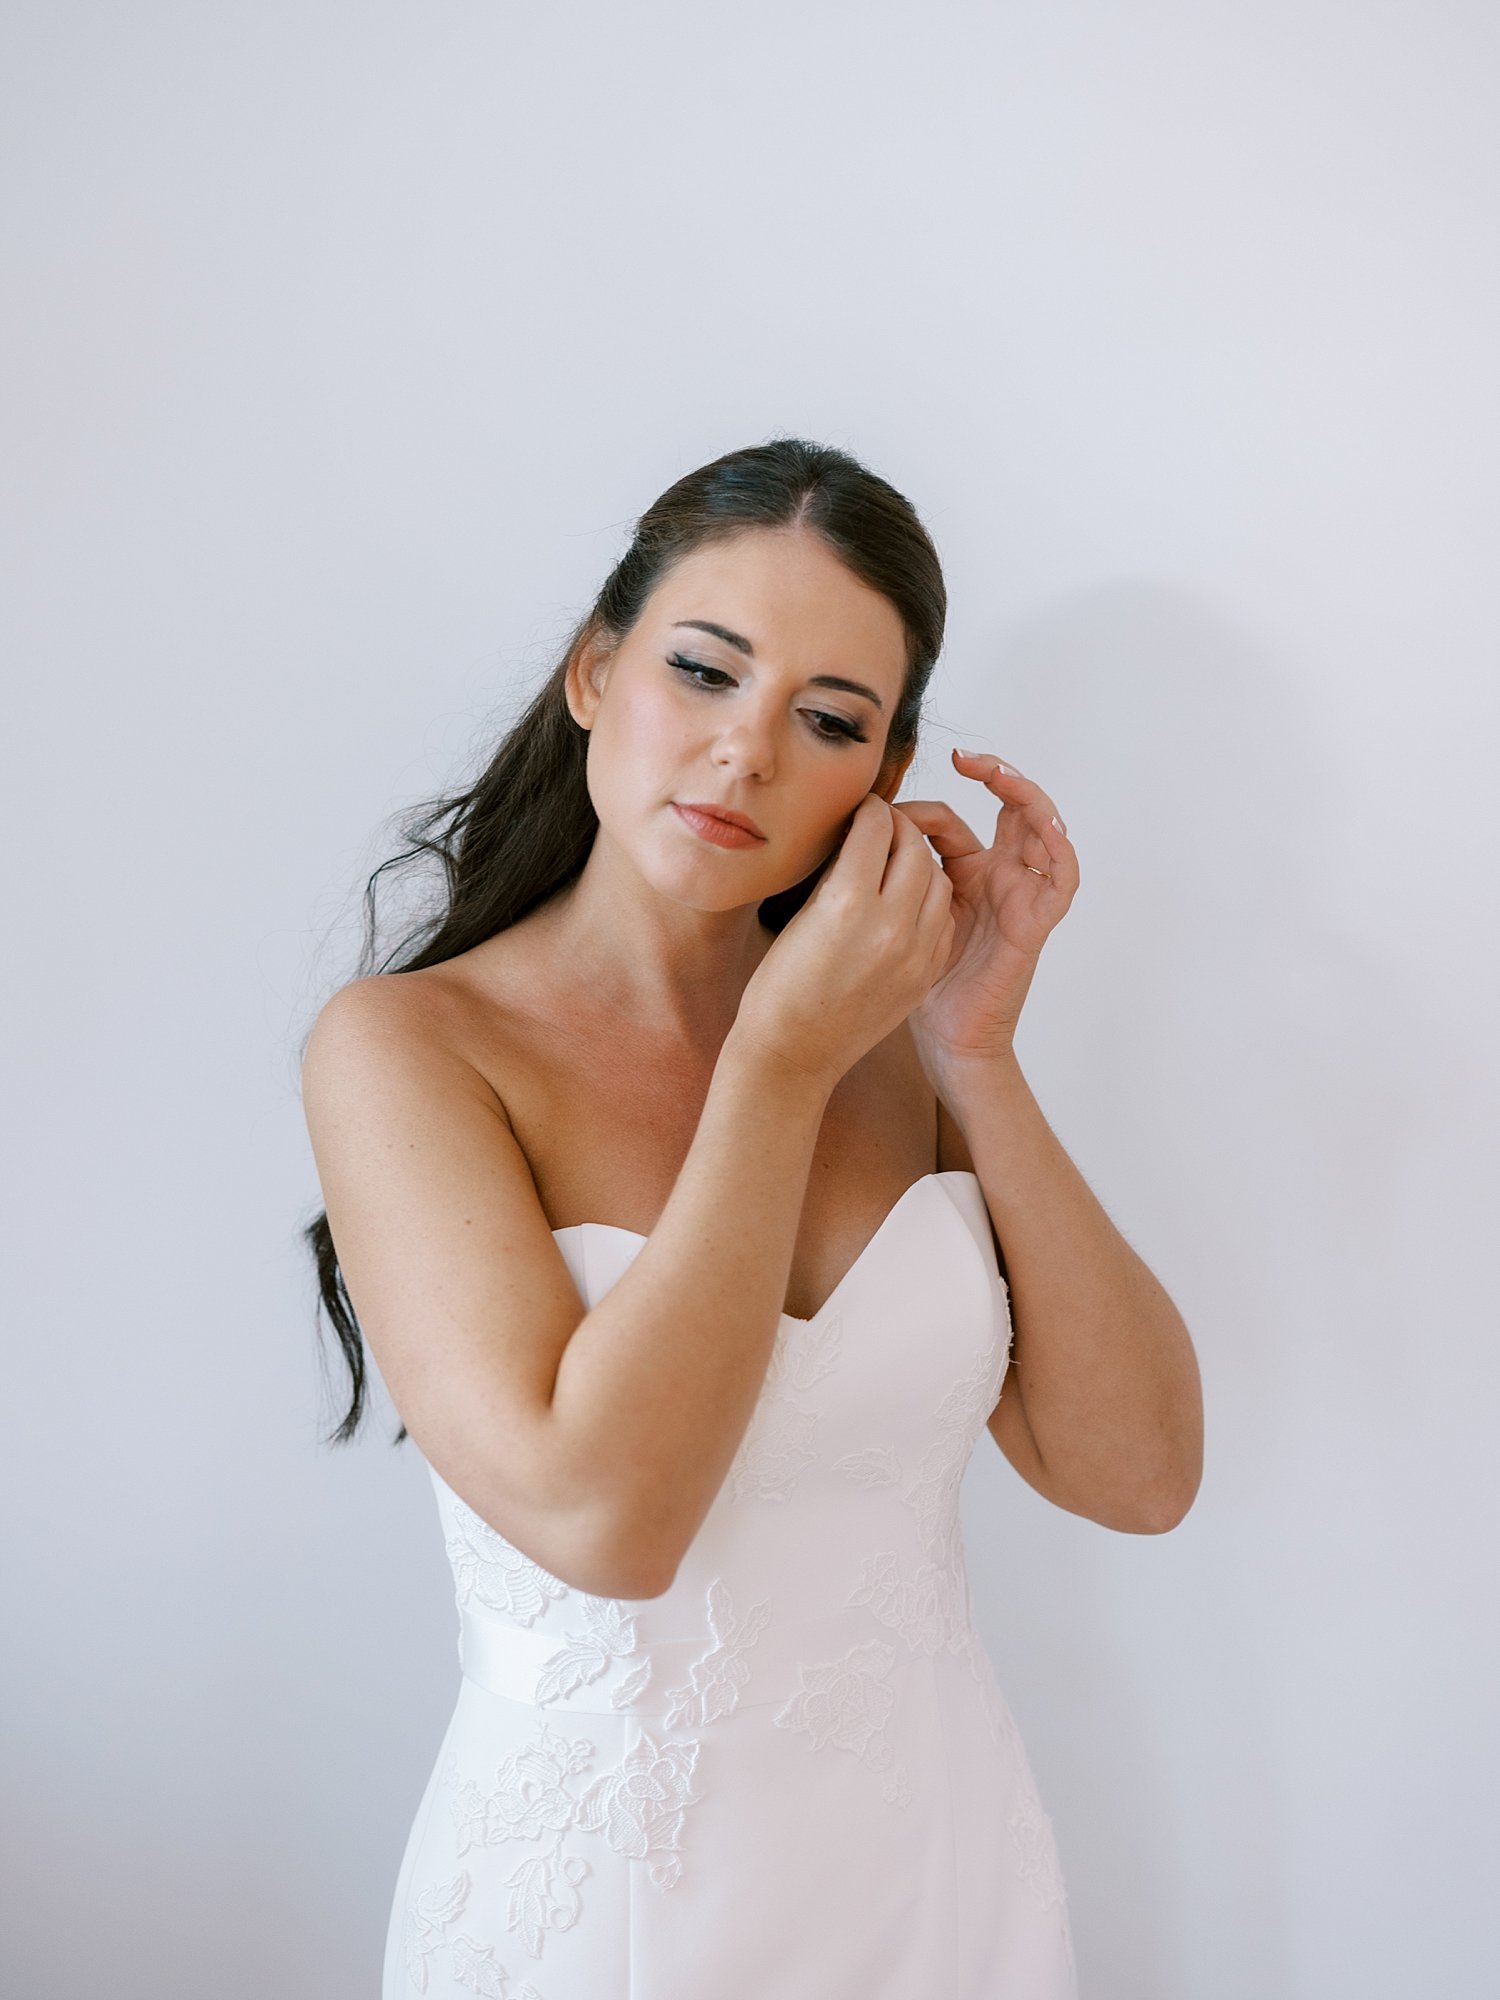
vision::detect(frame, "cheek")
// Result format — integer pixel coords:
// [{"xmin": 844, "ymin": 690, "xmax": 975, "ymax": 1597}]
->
[
  {"xmin": 585, "ymin": 680, "xmax": 687, "ymax": 825},
  {"xmin": 779, "ymin": 769, "xmax": 871, "ymax": 877}
]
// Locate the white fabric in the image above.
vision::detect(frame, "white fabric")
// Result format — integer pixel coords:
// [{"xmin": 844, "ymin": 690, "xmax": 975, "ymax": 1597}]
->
[{"xmin": 383, "ymin": 1169, "xmax": 1078, "ymax": 1998}]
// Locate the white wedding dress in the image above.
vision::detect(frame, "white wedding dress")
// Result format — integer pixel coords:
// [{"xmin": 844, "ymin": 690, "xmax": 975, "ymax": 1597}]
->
[{"xmin": 382, "ymin": 1169, "xmax": 1078, "ymax": 1998}]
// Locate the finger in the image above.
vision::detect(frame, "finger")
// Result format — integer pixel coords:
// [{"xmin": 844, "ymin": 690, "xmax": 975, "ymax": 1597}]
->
[
  {"xmin": 948, "ymin": 755, "xmax": 1078, "ymax": 894},
  {"xmin": 916, "ymin": 852, "xmax": 956, "ymax": 958},
  {"xmin": 805, "ymin": 797, "xmax": 875, "ymax": 909},
  {"xmin": 828, "ymin": 791, "xmax": 898, "ymax": 878},
  {"xmin": 910, "ymin": 789, "xmax": 1075, "ymax": 894},
  {"xmin": 1004, "ymin": 792, "xmax": 1079, "ymax": 894},
  {"xmin": 951, "ymin": 748, "xmax": 1067, "ymax": 837},
  {"xmin": 893, "ymin": 797, "xmax": 985, "ymax": 862},
  {"xmin": 1026, "ymin": 809, "xmax": 1078, "ymax": 884},
  {"xmin": 882, "ymin": 793, "xmax": 950, "ymax": 902}
]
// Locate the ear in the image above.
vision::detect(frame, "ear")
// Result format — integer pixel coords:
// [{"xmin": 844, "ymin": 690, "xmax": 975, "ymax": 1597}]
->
[
  {"xmin": 871, "ymin": 746, "xmax": 915, "ymax": 802},
  {"xmin": 564, "ymin": 621, "xmax": 618, "ymax": 731}
]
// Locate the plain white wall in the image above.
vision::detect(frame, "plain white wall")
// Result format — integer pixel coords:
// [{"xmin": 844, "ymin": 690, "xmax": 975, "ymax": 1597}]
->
[{"xmin": 4, "ymin": 3, "xmax": 1496, "ymax": 1995}]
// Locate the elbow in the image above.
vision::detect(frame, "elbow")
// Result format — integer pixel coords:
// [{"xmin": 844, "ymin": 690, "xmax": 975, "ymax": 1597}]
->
[
  {"xmin": 544, "ymin": 1531, "xmax": 673, "ymax": 1601},
  {"xmin": 592, "ymin": 1471, "xmax": 694, "ymax": 1599},
  {"xmin": 628, "ymin": 1562, "xmax": 679, "ymax": 1601},
  {"xmin": 530, "ymin": 1428, "xmax": 678, "ymax": 1601},
  {"xmin": 504, "ymin": 1488, "xmax": 675, "ymax": 1601},
  {"xmin": 1134, "ymin": 1467, "xmax": 1201, "ymax": 1535},
  {"xmin": 605, "ymin": 1551, "xmax": 678, "ymax": 1602},
  {"xmin": 591, "ymin": 1514, "xmax": 679, "ymax": 1601},
  {"xmin": 1132, "ymin": 1409, "xmax": 1204, "ymax": 1533}
]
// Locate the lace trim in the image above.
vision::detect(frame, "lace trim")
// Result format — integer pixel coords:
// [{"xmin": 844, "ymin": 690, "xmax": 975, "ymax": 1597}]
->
[
  {"xmin": 726, "ymin": 1310, "xmax": 846, "ymax": 1501},
  {"xmin": 771, "ymin": 1635, "xmax": 913, "ymax": 1809},
  {"xmin": 401, "ymin": 1866, "xmax": 547, "ymax": 1996},
  {"xmin": 405, "ymin": 1576, "xmax": 769, "ymax": 1981},
  {"xmin": 445, "ymin": 1500, "xmax": 568, "ymax": 1628}
]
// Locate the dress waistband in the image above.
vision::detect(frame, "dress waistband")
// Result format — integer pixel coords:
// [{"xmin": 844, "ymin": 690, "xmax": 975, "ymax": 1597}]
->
[{"xmin": 456, "ymin": 1599, "xmax": 917, "ymax": 1719}]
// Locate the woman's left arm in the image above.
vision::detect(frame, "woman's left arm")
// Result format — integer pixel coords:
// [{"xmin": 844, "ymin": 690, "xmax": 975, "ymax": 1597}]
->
[
  {"xmin": 898, "ymin": 749, "xmax": 1203, "ymax": 1537},
  {"xmin": 938, "ymin": 1059, "xmax": 1202, "ymax": 1533}
]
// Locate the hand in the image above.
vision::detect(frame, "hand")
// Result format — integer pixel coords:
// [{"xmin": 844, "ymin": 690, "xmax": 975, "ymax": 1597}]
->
[
  {"xmin": 731, "ymin": 793, "xmax": 955, "ymax": 1088},
  {"xmin": 892, "ymin": 748, "xmax": 1079, "ymax": 1067}
]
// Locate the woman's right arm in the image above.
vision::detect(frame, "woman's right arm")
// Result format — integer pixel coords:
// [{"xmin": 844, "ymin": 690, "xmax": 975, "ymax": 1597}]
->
[{"xmin": 301, "ymin": 977, "xmax": 833, "ymax": 1601}]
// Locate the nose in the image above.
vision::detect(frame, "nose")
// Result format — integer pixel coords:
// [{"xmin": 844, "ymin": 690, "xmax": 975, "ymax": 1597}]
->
[{"xmin": 709, "ymin": 712, "xmax": 778, "ymax": 782}]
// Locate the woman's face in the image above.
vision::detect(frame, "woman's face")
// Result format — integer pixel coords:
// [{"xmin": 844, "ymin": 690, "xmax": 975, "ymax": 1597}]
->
[{"xmin": 569, "ymin": 527, "xmax": 914, "ymax": 911}]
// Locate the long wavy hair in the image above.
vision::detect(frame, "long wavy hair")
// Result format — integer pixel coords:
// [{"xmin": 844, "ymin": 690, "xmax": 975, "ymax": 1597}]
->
[{"xmin": 301, "ymin": 436, "xmax": 949, "ymax": 1447}]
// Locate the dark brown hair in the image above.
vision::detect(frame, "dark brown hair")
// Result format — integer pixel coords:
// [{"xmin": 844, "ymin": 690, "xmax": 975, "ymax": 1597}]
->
[{"xmin": 300, "ymin": 436, "xmax": 949, "ymax": 1446}]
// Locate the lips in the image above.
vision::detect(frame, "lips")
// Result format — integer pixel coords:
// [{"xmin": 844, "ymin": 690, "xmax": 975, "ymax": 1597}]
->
[
  {"xmin": 672, "ymin": 802, "xmax": 768, "ymax": 848},
  {"xmin": 676, "ymin": 801, "xmax": 766, "ymax": 838}
]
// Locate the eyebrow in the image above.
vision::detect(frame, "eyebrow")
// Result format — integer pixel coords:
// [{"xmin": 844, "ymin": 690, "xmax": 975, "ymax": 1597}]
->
[{"xmin": 669, "ymin": 619, "xmax": 886, "ymax": 711}]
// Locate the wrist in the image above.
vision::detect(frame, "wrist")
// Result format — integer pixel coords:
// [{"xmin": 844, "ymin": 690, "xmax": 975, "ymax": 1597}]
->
[
  {"xmin": 926, "ymin": 1039, "xmax": 1025, "ymax": 1108},
  {"xmin": 720, "ymin": 1027, "xmax": 839, "ymax": 1106}
]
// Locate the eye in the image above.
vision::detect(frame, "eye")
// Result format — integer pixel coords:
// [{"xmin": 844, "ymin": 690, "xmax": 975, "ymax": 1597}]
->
[{"xmin": 667, "ymin": 653, "xmax": 868, "ymax": 745}]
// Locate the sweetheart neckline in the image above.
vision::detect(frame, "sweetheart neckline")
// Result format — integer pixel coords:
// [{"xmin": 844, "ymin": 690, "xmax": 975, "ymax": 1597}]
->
[{"xmin": 550, "ymin": 1169, "xmax": 981, "ymax": 1326}]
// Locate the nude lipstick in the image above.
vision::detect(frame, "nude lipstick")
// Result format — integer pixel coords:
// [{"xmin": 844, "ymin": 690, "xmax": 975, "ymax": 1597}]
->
[{"xmin": 672, "ymin": 802, "xmax": 767, "ymax": 849}]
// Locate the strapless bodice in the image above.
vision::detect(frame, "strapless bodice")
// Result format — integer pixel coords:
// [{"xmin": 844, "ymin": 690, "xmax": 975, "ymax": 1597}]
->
[{"xmin": 426, "ymin": 1170, "xmax": 1014, "ymax": 1716}]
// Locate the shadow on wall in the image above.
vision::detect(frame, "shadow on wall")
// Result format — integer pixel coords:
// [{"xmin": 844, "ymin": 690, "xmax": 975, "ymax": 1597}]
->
[{"xmin": 948, "ymin": 577, "xmax": 1484, "ymax": 1996}]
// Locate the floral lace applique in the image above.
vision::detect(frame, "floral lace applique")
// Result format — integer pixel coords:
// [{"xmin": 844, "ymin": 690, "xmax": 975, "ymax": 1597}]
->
[
  {"xmin": 661, "ymin": 1578, "xmax": 773, "ymax": 1728},
  {"xmin": 772, "ymin": 1636, "xmax": 912, "ymax": 1808},
  {"xmin": 839, "ymin": 1336, "xmax": 1007, "ymax": 1679},
  {"xmin": 1008, "ymin": 1771, "xmax": 1069, "ymax": 1914},
  {"xmin": 728, "ymin": 1311, "xmax": 845, "ymax": 1501},
  {"xmin": 947, "ymin": 1558, "xmax": 992, "ymax": 1686},
  {"xmin": 534, "ymin": 1597, "xmax": 638, "ymax": 1707},
  {"xmin": 846, "ymin": 1547, "xmax": 971, "ymax": 1661},
  {"xmin": 440, "ymin": 1717, "xmax": 703, "ymax": 1961},
  {"xmin": 974, "ymin": 1657, "xmax": 1022, "ymax": 1758},
  {"xmin": 445, "ymin": 1499, "xmax": 570, "ymax": 1629},
  {"xmin": 610, "ymin": 1657, "xmax": 655, "ymax": 1710},
  {"xmin": 529, "ymin": 1578, "xmax": 771, "ymax": 1720},
  {"xmin": 832, "ymin": 1444, "xmax": 904, "ymax": 1488},
  {"xmin": 728, "ymin": 1398, "xmax": 819, "ymax": 1503},
  {"xmin": 401, "ymin": 1866, "xmax": 547, "ymax": 1996},
  {"xmin": 574, "ymin": 1728, "xmax": 702, "ymax": 1889},
  {"xmin": 903, "ymin": 1343, "xmax": 1006, "ymax": 1560},
  {"xmin": 422, "ymin": 1577, "xmax": 769, "ymax": 1969}
]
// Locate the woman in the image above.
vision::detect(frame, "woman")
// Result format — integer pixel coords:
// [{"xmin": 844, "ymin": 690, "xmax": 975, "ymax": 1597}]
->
[{"xmin": 300, "ymin": 437, "xmax": 1202, "ymax": 1997}]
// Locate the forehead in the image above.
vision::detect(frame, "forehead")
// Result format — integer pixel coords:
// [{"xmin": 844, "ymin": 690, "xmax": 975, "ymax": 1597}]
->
[{"xmin": 648, "ymin": 530, "xmax": 908, "ymax": 684}]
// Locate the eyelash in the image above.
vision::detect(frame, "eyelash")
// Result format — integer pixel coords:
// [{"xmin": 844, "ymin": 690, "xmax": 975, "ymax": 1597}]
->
[{"xmin": 667, "ymin": 654, "xmax": 869, "ymax": 745}]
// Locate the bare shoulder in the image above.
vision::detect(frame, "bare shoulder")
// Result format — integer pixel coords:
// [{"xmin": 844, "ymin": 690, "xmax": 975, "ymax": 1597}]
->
[
  {"xmin": 305, "ymin": 967, "xmax": 454, "ymax": 1050},
  {"xmin": 303, "ymin": 936, "xmax": 538, "ymax": 1121},
  {"xmin": 298, "ymin": 969, "xmax": 533, "ymax": 1229},
  {"xmin": 298, "ymin": 957, "xmax": 640, "ymax": 1589}
]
